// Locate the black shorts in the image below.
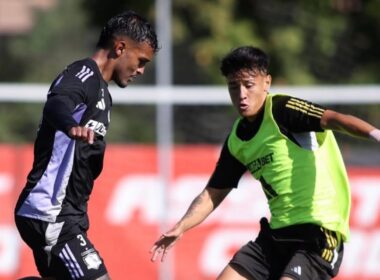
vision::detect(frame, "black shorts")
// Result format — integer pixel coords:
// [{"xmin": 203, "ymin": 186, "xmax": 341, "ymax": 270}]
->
[
  {"xmin": 229, "ymin": 218, "xmax": 344, "ymax": 280},
  {"xmin": 15, "ymin": 215, "xmax": 108, "ymax": 280}
]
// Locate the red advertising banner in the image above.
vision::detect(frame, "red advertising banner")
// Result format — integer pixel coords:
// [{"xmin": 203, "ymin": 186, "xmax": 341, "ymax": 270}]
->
[{"xmin": 0, "ymin": 144, "xmax": 380, "ymax": 280}]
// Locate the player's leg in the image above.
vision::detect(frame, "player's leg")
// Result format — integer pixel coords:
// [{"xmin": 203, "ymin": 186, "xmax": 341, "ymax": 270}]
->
[
  {"xmin": 281, "ymin": 249, "xmax": 332, "ymax": 279},
  {"xmin": 281, "ymin": 229, "xmax": 344, "ymax": 280},
  {"xmin": 219, "ymin": 218, "xmax": 288, "ymax": 280},
  {"xmin": 49, "ymin": 230, "xmax": 109, "ymax": 280},
  {"xmin": 15, "ymin": 216, "xmax": 54, "ymax": 278},
  {"xmin": 94, "ymin": 274, "xmax": 111, "ymax": 280}
]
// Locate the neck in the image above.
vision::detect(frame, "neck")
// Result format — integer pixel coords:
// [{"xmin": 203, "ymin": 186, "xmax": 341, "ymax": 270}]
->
[{"xmin": 91, "ymin": 49, "xmax": 114, "ymax": 82}]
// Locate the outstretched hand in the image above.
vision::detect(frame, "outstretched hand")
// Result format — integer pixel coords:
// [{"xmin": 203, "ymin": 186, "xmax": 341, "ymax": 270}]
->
[{"xmin": 150, "ymin": 228, "xmax": 183, "ymax": 262}]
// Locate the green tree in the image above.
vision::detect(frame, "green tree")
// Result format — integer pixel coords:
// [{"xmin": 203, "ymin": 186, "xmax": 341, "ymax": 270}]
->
[
  {"xmin": 7, "ymin": 0, "xmax": 95, "ymax": 82},
  {"xmin": 68, "ymin": 0, "xmax": 380, "ymax": 85},
  {"xmin": 0, "ymin": 0, "xmax": 379, "ymax": 144},
  {"xmin": 172, "ymin": 0, "xmax": 380, "ymax": 85}
]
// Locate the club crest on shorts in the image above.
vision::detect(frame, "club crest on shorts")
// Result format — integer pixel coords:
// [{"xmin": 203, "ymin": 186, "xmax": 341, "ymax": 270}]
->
[{"xmin": 83, "ymin": 252, "xmax": 102, "ymax": 270}]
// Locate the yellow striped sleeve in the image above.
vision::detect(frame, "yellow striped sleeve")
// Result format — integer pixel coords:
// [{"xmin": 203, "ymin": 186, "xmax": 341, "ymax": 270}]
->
[{"xmin": 285, "ymin": 98, "xmax": 325, "ymax": 119}]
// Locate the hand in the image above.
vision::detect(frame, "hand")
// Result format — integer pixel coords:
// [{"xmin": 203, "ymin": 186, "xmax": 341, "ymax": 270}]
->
[
  {"xmin": 150, "ymin": 228, "xmax": 183, "ymax": 262},
  {"xmin": 69, "ymin": 126, "xmax": 95, "ymax": 144}
]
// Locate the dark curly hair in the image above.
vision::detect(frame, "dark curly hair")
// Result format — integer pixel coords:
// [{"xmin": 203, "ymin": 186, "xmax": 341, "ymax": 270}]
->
[{"xmin": 96, "ymin": 10, "xmax": 159, "ymax": 53}]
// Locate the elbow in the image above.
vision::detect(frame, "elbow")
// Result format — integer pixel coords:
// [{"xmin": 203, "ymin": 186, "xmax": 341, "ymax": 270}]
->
[{"xmin": 320, "ymin": 110, "xmax": 344, "ymax": 130}]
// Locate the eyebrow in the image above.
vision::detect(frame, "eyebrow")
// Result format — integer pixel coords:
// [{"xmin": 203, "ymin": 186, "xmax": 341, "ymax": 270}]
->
[
  {"xmin": 138, "ymin": 58, "xmax": 151, "ymax": 67},
  {"xmin": 228, "ymin": 77, "xmax": 256, "ymax": 83}
]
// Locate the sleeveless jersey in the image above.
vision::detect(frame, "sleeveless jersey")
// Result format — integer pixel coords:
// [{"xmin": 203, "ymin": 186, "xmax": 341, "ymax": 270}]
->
[{"xmin": 228, "ymin": 94, "xmax": 351, "ymax": 240}]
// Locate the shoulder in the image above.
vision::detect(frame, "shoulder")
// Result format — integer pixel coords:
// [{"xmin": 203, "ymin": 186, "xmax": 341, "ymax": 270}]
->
[
  {"xmin": 271, "ymin": 94, "xmax": 325, "ymax": 110},
  {"xmin": 270, "ymin": 93, "xmax": 326, "ymax": 132},
  {"xmin": 270, "ymin": 94, "xmax": 291, "ymax": 110},
  {"xmin": 65, "ymin": 58, "xmax": 103, "ymax": 95},
  {"xmin": 65, "ymin": 58, "xmax": 101, "ymax": 84},
  {"xmin": 48, "ymin": 59, "xmax": 102, "ymax": 102}
]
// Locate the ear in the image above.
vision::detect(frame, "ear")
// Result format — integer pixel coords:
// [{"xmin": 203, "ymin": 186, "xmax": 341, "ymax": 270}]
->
[
  {"xmin": 114, "ymin": 40, "xmax": 126, "ymax": 57},
  {"xmin": 264, "ymin": 74, "xmax": 272, "ymax": 92}
]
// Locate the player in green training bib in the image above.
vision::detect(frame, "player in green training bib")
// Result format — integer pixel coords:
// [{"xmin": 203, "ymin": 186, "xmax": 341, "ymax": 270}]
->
[{"xmin": 150, "ymin": 46, "xmax": 380, "ymax": 280}]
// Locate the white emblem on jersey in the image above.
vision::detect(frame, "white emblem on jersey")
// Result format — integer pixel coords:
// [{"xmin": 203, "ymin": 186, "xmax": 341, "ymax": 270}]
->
[
  {"xmin": 85, "ymin": 120, "xmax": 107, "ymax": 136},
  {"xmin": 75, "ymin": 65, "xmax": 94, "ymax": 82},
  {"xmin": 290, "ymin": 265, "xmax": 302, "ymax": 276},
  {"xmin": 83, "ymin": 252, "xmax": 102, "ymax": 270},
  {"xmin": 96, "ymin": 98, "xmax": 106, "ymax": 110}
]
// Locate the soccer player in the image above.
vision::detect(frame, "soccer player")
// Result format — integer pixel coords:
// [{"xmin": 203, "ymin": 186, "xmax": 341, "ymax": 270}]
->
[
  {"xmin": 150, "ymin": 46, "xmax": 380, "ymax": 279},
  {"xmin": 15, "ymin": 11, "xmax": 158, "ymax": 280}
]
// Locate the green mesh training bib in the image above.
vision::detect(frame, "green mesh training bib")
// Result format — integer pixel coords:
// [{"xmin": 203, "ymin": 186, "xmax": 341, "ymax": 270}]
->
[{"xmin": 228, "ymin": 94, "xmax": 351, "ymax": 241}]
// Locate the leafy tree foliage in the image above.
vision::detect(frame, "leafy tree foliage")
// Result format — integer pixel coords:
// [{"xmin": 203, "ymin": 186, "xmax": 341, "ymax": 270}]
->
[
  {"xmin": 2, "ymin": 0, "xmax": 379, "ymax": 84},
  {"xmin": 0, "ymin": 0, "xmax": 379, "ymax": 144},
  {"xmin": 5, "ymin": 0, "xmax": 95, "ymax": 82}
]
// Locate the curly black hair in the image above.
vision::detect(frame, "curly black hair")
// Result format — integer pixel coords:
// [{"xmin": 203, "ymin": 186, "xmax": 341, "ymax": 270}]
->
[{"xmin": 96, "ymin": 10, "xmax": 159, "ymax": 53}]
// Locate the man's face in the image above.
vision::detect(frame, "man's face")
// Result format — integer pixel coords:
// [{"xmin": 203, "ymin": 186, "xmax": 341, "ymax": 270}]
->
[
  {"xmin": 112, "ymin": 39, "xmax": 154, "ymax": 88},
  {"xmin": 227, "ymin": 69, "xmax": 271, "ymax": 121}
]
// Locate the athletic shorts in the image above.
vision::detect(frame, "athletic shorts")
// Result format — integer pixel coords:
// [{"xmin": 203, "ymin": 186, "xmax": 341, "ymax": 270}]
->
[
  {"xmin": 15, "ymin": 215, "xmax": 108, "ymax": 280},
  {"xmin": 229, "ymin": 218, "xmax": 344, "ymax": 280}
]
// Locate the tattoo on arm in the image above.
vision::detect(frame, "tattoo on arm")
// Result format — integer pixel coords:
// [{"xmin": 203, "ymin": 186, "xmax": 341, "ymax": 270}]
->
[{"xmin": 182, "ymin": 189, "xmax": 208, "ymax": 220}]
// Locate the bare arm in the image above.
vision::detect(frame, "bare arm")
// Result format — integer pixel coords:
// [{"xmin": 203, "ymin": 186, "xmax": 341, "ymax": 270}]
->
[
  {"xmin": 320, "ymin": 109, "xmax": 380, "ymax": 142},
  {"xmin": 176, "ymin": 186, "xmax": 232, "ymax": 232},
  {"xmin": 150, "ymin": 186, "xmax": 232, "ymax": 262}
]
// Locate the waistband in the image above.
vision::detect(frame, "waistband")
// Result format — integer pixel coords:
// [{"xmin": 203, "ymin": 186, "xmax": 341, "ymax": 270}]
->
[{"xmin": 260, "ymin": 217, "xmax": 342, "ymax": 246}]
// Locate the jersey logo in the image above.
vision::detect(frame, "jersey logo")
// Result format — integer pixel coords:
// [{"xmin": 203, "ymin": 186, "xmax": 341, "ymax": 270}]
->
[
  {"xmin": 85, "ymin": 120, "xmax": 107, "ymax": 136},
  {"xmin": 96, "ymin": 88, "xmax": 106, "ymax": 110},
  {"xmin": 83, "ymin": 252, "xmax": 102, "ymax": 270},
  {"xmin": 75, "ymin": 65, "xmax": 94, "ymax": 82},
  {"xmin": 247, "ymin": 152, "xmax": 274, "ymax": 174},
  {"xmin": 290, "ymin": 265, "xmax": 302, "ymax": 276},
  {"xmin": 96, "ymin": 98, "xmax": 106, "ymax": 110}
]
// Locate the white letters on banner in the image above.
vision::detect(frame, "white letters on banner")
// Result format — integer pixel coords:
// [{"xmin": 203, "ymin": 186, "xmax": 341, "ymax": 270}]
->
[
  {"xmin": 106, "ymin": 174, "xmax": 268, "ymax": 225},
  {"xmin": 106, "ymin": 173, "xmax": 380, "ymax": 278},
  {"xmin": 2, "ymin": 170, "xmax": 380, "ymax": 278},
  {"xmin": 342, "ymin": 230, "xmax": 380, "ymax": 276},
  {"xmin": 350, "ymin": 178, "xmax": 380, "ymax": 227},
  {"xmin": 0, "ymin": 225, "xmax": 21, "ymax": 275},
  {"xmin": 0, "ymin": 173, "xmax": 13, "ymax": 194},
  {"xmin": 0, "ymin": 172, "xmax": 20, "ymax": 276},
  {"xmin": 105, "ymin": 175, "xmax": 163, "ymax": 224}
]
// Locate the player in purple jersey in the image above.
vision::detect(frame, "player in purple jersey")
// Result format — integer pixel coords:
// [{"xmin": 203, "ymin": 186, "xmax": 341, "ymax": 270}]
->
[{"xmin": 15, "ymin": 10, "xmax": 158, "ymax": 280}]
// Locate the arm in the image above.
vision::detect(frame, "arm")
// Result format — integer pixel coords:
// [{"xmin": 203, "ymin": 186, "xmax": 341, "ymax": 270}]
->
[
  {"xmin": 272, "ymin": 96, "xmax": 380, "ymax": 142},
  {"xmin": 44, "ymin": 63, "xmax": 98, "ymax": 144},
  {"xmin": 150, "ymin": 186, "xmax": 232, "ymax": 262},
  {"xmin": 320, "ymin": 109, "xmax": 380, "ymax": 142},
  {"xmin": 44, "ymin": 95, "xmax": 95, "ymax": 144},
  {"xmin": 171, "ymin": 186, "xmax": 231, "ymax": 232},
  {"xmin": 150, "ymin": 138, "xmax": 246, "ymax": 262},
  {"xmin": 181, "ymin": 139, "xmax": 247, "ymax": 227}
]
